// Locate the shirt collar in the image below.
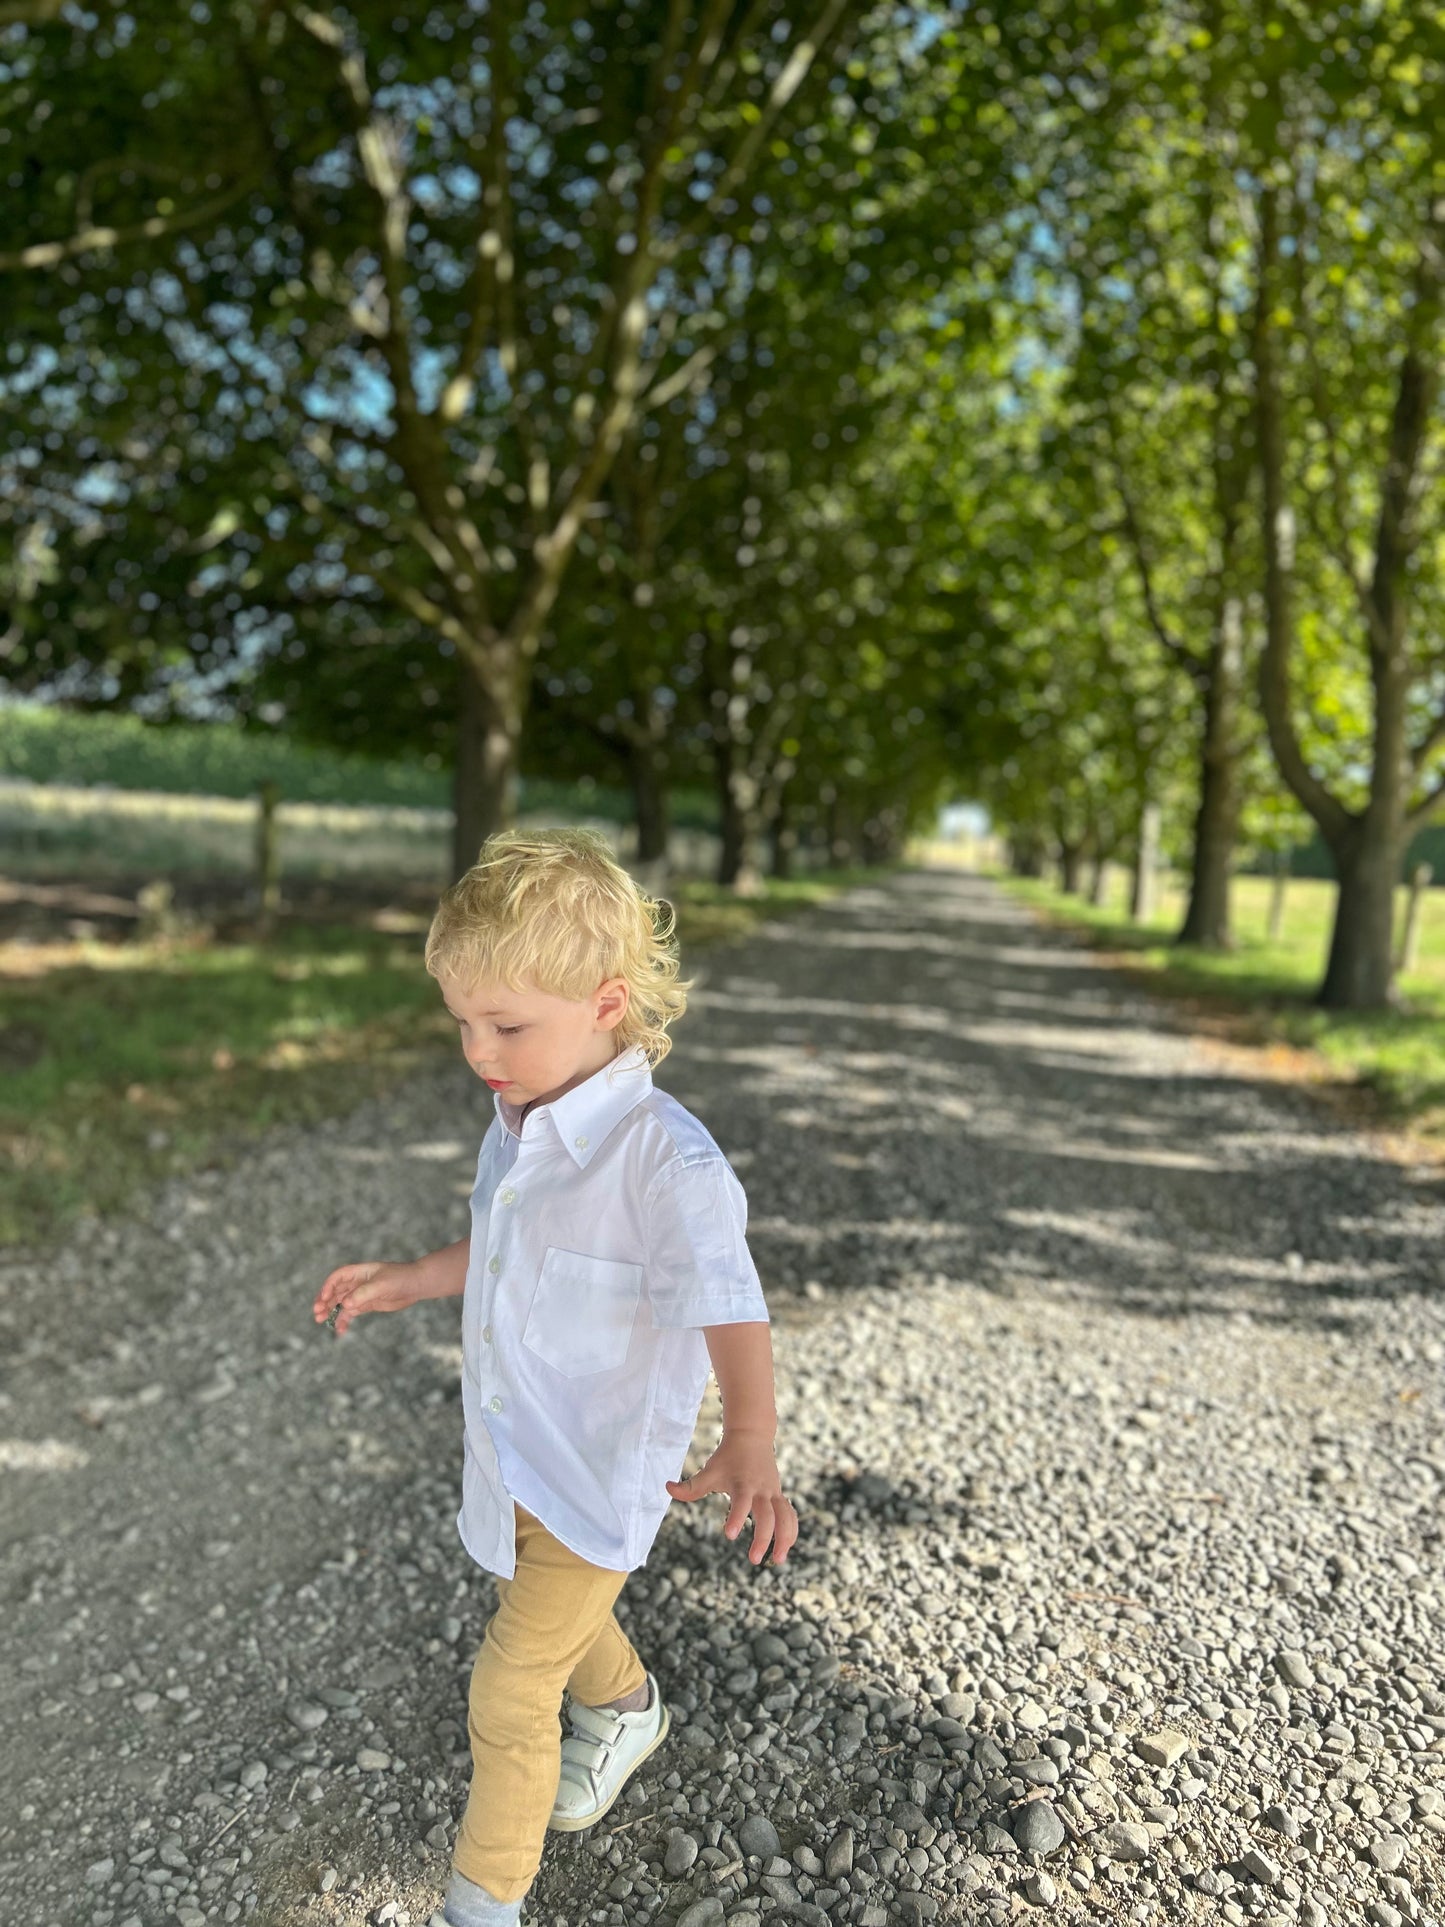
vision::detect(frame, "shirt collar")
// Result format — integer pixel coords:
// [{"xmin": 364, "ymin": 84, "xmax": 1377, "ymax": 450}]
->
[{"xmin": 495, "ymin": 1043, "xmax": 652, "ymax": 1167}]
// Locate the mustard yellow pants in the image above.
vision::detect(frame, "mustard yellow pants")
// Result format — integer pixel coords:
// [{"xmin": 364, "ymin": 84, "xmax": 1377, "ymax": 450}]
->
[{"xmin": 453, "ymin": 1502, "xmax": 649, "ymax": 1903}]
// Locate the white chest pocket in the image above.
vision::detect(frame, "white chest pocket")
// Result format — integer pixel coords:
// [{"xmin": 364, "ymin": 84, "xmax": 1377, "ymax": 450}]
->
[{"xmin": 522, "ymin": 1246, "xmax": 644, "ymax": 1377}]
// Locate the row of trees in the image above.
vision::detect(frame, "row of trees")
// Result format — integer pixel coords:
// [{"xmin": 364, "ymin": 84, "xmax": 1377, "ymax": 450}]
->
[
  {"xmin": 5, "ymin": 2, "xmax": 1445, "ymax": 1007},
  {"xmin": 4, "ymin": 0, "xmax": 983, "ymax": 885},
  {"xmin": 947, "ymin": 0, "xmax": 1445, "ymax": 1009}
]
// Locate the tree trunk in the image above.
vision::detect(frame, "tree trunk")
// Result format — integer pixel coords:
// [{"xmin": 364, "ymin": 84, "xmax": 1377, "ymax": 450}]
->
[
  {"xmin": 1058, "ymin": 841, "xmax": 1084, "ymax": 894},
  {"xmin": 1010, "ymin": 831, "xmax": 1045, "ymax": 878},
  {"xmin": 1088, "ymin": 855, "xmax": 1109, "ymax": 905},
  {"xmin": 1177, "ymin": 596, "xmax": 1242, "ymax": 948},
  {"xmin": 1131, "ymin": 800, "xmax": 1161, "ymax": 921},
  {"xmin": 713, "ymin": 738, "xmax": 762, "ymax": 889},
  {"xmin": 1319, "ymin": 823, "xmax": 1405, "ymax": 1009},
  {"xmin": 768, "ymin": 784, "xmax": 795, "ymax": 879},
  {"xmin": 452, "ymin": 653, "xmax": 523, "ymax": 879},
  {"xmin": 824, "ymin": 790, "xmax": 857, "ymax": 868},
  {"xmin": 627, "ymin": 737, "xmax": 669, "ymax": 864}
]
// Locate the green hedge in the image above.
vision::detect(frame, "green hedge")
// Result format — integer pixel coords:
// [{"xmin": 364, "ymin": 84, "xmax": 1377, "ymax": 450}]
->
[
  {"xmin": 0, "ymin": 703, "xmax": 720, "ymax": 829},
  {"xmin": 1247, "ymin": 825, "xmax": 1445, "ymax": 882}
]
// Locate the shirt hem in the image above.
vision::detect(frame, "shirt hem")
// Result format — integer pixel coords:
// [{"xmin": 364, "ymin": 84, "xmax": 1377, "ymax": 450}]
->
[
  {"xmin": 651, "ymin": 1298, "xmax": 771, "ymax": 1330},
  {"xmin": 496, "ymin": 1447, "xmax": 638, "ymax": 1575}
]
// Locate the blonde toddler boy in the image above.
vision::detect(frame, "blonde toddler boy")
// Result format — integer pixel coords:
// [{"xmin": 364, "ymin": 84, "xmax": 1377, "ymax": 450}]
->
[{"xmin": 313, "ymin": 828, "xmax": 797, "ymax": 1927}]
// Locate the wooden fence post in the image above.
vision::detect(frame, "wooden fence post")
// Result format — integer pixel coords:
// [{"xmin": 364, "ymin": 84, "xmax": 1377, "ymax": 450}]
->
[
  {"xmin": 1267, "ymin": 848, "xmax": 1290, "ymax": 943},
  {"xmin": 256, "ymin": 782, "xmax": 281, "ymax": 936},
  {"xmin": 1131, "ymin": 802, "xmax": 1161, "ymax": 922},
  {"xmin": 1396, "ymin": 862, "xmax": 1432, "ymax": 975}
]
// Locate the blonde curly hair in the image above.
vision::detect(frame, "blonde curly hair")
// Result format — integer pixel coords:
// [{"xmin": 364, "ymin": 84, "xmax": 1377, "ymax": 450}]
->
[{"xmin": 424, "ymin": 827, "xmax": 692, "ymax": 1068}]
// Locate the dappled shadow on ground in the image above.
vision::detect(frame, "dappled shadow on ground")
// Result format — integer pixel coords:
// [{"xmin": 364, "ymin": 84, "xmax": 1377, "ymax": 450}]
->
[{"xmin": 666, "ymin": 867, "xmax": 1440, "ymax": 1337}]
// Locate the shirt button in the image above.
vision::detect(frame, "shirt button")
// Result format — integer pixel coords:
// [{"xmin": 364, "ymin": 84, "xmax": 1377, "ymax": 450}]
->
[
  {"xmin": 482, "ymin": 1324, "xmax": 492, "ymax": 1343},
  {"xmin": 500, "ymin": 1187, "xmax": 516, "ymax": 1204},
  {"xmin": 488, "ymin": 1254, "xmax": 500, "ymax": 1274},
  {"xmin": 489, "ymin": 1395, "xmax": 503, "ymax": 1414},
  {"xmin": 574, "ymin": 1135, "xmax": 588, "ymax": 1150}
]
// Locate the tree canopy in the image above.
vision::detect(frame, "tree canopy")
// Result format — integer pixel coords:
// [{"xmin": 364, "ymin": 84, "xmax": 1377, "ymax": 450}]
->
[{"xmin": 6, "ymin": 0, "xmax": 1445, "ymax": 1006}]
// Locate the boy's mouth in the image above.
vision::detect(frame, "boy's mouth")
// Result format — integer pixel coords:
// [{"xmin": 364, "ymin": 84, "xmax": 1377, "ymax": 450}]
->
[{"xmin": 485, "ymin": 1077, "xmax": 511, "ymax": 1090}]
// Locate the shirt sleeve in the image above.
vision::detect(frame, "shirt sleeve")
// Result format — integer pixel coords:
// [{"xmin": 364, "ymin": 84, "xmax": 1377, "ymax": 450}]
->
[{"xmin": 644, "ymin": 1155, "xmax": 771, "ymax": 1330}]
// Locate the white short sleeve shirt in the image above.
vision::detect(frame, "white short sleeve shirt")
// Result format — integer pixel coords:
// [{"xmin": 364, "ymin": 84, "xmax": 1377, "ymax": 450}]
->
[{"xmin": 456, "ymin": 1042, "xmax": 771, "ymax": 1578}]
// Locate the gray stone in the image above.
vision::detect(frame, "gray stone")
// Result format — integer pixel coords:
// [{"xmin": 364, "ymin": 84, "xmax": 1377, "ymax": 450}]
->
[
  {"xmin": 1094, "ymin": 1821, "xmax": 1151, "ymax": 1863},
  {"xmin": 1261, "ymin": 1805, "xmax": 1299, "ymax": 1840},
  {"xmin": 823, "ymin": 1827, "xmax": 854, "ymax": 1878},
  {"xmin": 739, "ymin": 1813, "xmax": 780, "ymax": 1859},
  {"xmin": 286, "ymin": 1700, "xmax": 328, "ymax": 1732},
  {"xmin": 1134, "ymin": 1730, "xmax": 1189, "ymax": 1768},
  {"xmin": 1368, "ymin": 1835, "xmax": 1409, "ymax": 1873},
  {"xmin": 1012, "ymin": 1803, "xmax": 1065, "ymax": 1856},
  {"xmin": 355, "ymin": 1747, "xmax": 391, "ymax": 1772},
  {"xmin": 1241, "ymin": 1846, "xmax": 1281, "ymax": 1884},
  {"xmin": 833, "ymin": 1712, "xmax": 868, "ymax": 1761},
  {"xmin": 891, "ymin": 1801, "xmax": 927, "ymax": 1837},
  {"xmin": 665, "ymin": 1831, "xmax": 700, "ymax": 1876},
  {"xmin": 676, "ymin": 1902, "xmax": 725, "ymax": 1927},
  {"xmin": 1274, "ymin": 1651, "xmax": 1315, "ymax": 1691}
]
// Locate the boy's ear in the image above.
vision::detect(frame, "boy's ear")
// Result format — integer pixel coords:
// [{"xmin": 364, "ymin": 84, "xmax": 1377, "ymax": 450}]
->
[{"xmin": 595, "ymin": 976, "xmax": 629, "ymax": 1029}]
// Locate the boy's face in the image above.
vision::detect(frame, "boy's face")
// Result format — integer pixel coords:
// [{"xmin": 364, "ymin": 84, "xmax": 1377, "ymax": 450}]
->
[{"xmin": 438, "ymin": 972, "xmax": 629, "ymax": 1109}]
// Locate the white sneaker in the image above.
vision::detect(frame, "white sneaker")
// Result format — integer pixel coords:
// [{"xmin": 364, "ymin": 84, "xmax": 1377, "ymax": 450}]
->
[{"xmin": 547, "ymin": 1671, "xmax": 670, "ymax": 1831}]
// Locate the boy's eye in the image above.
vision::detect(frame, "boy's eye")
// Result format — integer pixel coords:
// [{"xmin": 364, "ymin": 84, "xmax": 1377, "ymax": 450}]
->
[{"xmin": 496, "ymin": 1025, "xmax": 522, "ymax": 1037}]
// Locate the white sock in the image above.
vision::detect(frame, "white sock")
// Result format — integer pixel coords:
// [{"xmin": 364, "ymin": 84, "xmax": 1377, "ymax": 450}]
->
[
  {"xmin": 604, "ymin": 1675, "xmax": 652, "ymax": 1715},
  {"xmin": 441, "ymin": 1869, "xmax": 524, "ymax": 1927}
]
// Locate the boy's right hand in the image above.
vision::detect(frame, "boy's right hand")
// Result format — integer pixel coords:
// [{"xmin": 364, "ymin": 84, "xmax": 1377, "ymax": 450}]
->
[{"xmin": 313, "ymin": 1261, "xmax": 417, "ymax": 1338}]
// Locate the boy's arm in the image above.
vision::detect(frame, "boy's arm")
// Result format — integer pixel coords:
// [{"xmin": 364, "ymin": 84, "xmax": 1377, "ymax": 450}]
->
[
  {"xmin": 406, "ymin": 1235, "xmax": 471, "ymax": 1301},
  {"xmin": 703, "ymin": 1320, "xmax": 778, "ymax": 1440},
  {"xmin": 665, "ymin": 1319, "xmax": 796, "ymax": 1566}
]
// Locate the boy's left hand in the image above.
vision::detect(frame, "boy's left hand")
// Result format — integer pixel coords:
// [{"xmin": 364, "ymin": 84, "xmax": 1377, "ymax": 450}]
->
[{"xmin": 666, "ymin": 1431, "xmax": 798, "ymax": 1567}]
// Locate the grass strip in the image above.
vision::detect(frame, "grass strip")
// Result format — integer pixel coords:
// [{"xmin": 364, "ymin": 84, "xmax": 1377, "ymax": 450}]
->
[
  {"xmin": 0, "ymin": 867, "xmax": 882, "ymax": 1248},
  {"xmin": 994, "ymin": 868, "xmax": 1445, "ymax": 1147}
]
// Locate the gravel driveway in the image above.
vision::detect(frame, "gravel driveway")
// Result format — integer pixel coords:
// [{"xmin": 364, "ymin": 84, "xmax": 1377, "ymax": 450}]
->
[{"xmin": 3, "ymin": 867, "xmax": 1442, "ymax": 1927}]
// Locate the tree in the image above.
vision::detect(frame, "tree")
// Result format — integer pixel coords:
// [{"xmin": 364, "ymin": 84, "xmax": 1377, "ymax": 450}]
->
[
  {"xmin": 3, "ymin": 1, "xmax": 864, "ymax": 874},
  {"xmin": 1248, "ymin": 14, "xmax": 1445, "ymax": 1007}
]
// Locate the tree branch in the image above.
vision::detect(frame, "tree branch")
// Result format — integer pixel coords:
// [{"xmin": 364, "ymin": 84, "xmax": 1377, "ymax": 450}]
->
[
  {"xmin": 1105, "ymin": 429, "xmax": 1199, "ymax": 681},
  {"xmin": 656, "ymin": 0, "xmax": 854, "ymax": 268},
  {"xmin": 1252, "ymin": 178, "xmax": 1353, "ymax": 847},
  {"xmin": 1362, "ymin": 193, "xmax": 1445, "ymax": 683},
  {"xmin": 0, "ymin": 175, "xmax": 261, "ymax": 272}
]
